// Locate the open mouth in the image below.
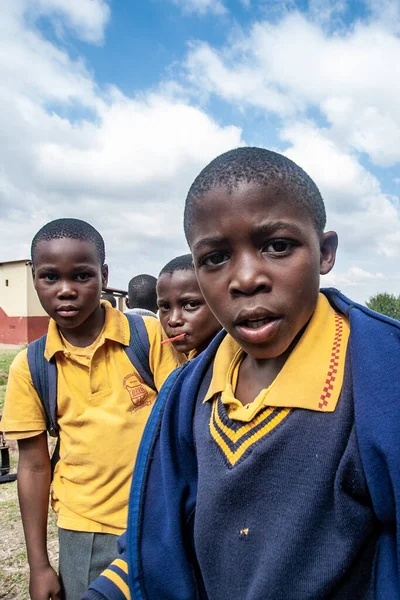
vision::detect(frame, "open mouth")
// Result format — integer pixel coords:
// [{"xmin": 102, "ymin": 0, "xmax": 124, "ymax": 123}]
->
[
  {"xmin": 241, "ymin": 317, "xmax": 275, "ymax": 329},
  {"xmin": 235, "ymin": 313, "xmax": 282, "ymax": 344}
]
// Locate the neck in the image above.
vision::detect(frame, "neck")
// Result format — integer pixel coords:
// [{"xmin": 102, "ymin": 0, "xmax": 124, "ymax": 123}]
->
[{"xmin": 59, "ymin": 304, "xmax": 105, "ymax": 347}]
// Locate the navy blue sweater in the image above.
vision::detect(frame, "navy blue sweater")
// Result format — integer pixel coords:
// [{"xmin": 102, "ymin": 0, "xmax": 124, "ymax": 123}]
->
[{"xmin": 84, "ymin": 289, "xmax": 400, "ymax": 599}]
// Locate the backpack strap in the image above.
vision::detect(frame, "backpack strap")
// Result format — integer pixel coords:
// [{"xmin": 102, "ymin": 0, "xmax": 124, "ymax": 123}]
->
[
  {"xmin": 27, "ymin": 335, "xmax": 58, "ymax": 437},
  {"xmin": 124, "ymin": 313, "xmax": 156, "ymax": 391}
]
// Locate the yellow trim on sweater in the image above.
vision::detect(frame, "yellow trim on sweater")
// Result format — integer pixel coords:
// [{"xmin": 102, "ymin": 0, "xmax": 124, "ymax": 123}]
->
[
  {"xmin": 101, "ymin": 568, "xmax": 131, "ymax": 599},
  {"xmin": 210, "ymin": 403, "xmax": 291, "ymax": 466}
]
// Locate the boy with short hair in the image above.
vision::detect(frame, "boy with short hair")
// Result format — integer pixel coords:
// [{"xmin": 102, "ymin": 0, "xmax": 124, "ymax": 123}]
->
[
  {"xmin": 1, "ymin": 218, "xmax": 183, "ymax": 600},
  {"xmin": 157, "ymin": 253, "xmax": 221, "ymax": 357},
  {"xmin": 83, "ymin": 148, "xmax": 400, "ymax": 600},
  {"xmin": 125, "ymin": 274, "xmax": 158, "ymax": 318}
]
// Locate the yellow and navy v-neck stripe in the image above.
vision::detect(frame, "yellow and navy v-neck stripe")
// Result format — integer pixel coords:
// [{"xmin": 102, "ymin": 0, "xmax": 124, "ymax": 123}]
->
[{"xmin": 204, "ymin": 294, "xmax": 350, "ymax": 466}]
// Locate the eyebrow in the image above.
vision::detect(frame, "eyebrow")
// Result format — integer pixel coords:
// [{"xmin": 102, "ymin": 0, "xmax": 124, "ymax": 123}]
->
[
  {"xmin": 192, "ymin": 236, "xmax": 227, "ymax": 253},
  {"xmin": 192, "ymin": 221, "xmax": 304, "ymax": 252},
  {"xmin": 35, "ymin": 263, "xmax": 97, "ymax": 272},
  {"xmin": 253, "ymin": 221, "xmax": 304, "ymax": 237}
]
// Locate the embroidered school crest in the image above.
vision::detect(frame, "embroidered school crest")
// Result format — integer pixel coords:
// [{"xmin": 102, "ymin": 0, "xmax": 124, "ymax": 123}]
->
[{"xmin": 123, "ymin": 373, "xmax": 150, "ymax": 412}]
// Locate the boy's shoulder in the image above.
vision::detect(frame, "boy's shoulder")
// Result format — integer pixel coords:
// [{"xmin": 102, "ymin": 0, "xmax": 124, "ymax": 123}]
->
[
  {"xmin": 8, "ymin": 347, "xmax": 31, "ymax": 380},
  {"xmin": 323, "ymin": 288, "xmax": 400, "ymax": 336}
]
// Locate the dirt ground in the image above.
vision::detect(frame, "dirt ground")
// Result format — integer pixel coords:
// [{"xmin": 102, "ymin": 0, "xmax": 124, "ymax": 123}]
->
[{"xmin": 0, "ymin": 348, "xmax": 58, "ymax": 599}]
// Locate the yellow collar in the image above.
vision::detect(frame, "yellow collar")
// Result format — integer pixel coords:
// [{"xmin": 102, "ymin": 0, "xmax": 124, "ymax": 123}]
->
[
  {"xmin": 203, "ymin": 294, "xmax": 350, "ymax": 421},
  {"xmin": 44, "ymin": 301, "xmax": 130, "ymax": 360}
]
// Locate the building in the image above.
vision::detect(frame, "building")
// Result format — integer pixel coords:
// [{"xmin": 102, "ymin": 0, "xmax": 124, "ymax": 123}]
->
[{"xmin": 0, "ymin": 259, "xmax": 49, "ymax": 345}]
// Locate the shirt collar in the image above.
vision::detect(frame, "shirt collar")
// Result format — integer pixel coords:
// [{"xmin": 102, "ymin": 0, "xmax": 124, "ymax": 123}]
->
[
  {"xmin": 44, "ymin": 301, "xmax": 130, "ymax": 360},
  {"xmin": 203, "ymin": 293, "xmax": 350, "ymax": 418}
]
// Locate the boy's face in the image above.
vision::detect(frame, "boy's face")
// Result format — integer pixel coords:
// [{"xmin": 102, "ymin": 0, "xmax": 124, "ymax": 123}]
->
[
  {"xmin": 33, "ymin": 237, "xmax": 108, "ymax": 330},
  {"xmin": 157, "ymin": 269, "xmax": 221, "ymax": 354},
  {"xmin": 189, "ymin": 182, "xmax": 337, "ymax": 360}
]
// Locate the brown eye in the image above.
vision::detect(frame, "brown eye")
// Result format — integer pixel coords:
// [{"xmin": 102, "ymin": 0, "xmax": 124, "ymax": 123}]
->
[
  {"xmin": 184, "ymin": 301, "xmax": 200, "ymax": 310},
  {"xmin": 43, "ymin": 273, "xmax": 58, "ymax": 281},
  {"xmin": 203, "ymin": 252, "xmax": 229, "ymax": 266},
  {"xmin": 264, "ymin": 239, "xmax": 295, "ymax": 255},
  {"xmin": 271, "ymin": 241, "xmax": 289, "ymax": 252}
]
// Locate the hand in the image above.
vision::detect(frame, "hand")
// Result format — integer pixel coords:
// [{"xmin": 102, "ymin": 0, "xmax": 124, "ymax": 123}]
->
[{"xmin": 29, "ymin": 564, "xmax": 62, "ymax": 600}]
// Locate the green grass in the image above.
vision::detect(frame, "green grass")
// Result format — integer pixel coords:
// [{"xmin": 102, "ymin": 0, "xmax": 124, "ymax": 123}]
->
[
  {"xmin": 0, "ymin": 347, "xmax": 58, "ymax": 599},
  {"xmin": 0, "ymin": 479, "xmax": 58, "ymax": 599},
  {"xmin": 0, "ymin": 349, "xmax": 19, "ymax": 413}
]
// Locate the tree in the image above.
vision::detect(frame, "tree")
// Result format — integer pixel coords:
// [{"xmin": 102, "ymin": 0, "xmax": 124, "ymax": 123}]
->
[{"xmin": 366, "ymin": 292, "xmax": 400, "ymax": 321}]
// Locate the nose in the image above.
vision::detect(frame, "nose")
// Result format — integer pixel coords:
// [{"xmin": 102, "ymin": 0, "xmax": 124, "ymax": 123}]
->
[
  {"xmin": 57, "ymin": 279, "xmax": 78, "ymax": 299},
  {"xmin": 168, "ymin": 307, "xmax": 184, "ymax": 328},
  {"xmin": 229, "ymin": 252, "xmax": 271, "ymax": 296}
]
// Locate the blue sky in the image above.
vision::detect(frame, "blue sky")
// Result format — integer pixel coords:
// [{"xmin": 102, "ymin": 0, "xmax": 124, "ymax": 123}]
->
[{"xmin": 1, "ymin": 0, "xmax": 400, "ymax": 302}]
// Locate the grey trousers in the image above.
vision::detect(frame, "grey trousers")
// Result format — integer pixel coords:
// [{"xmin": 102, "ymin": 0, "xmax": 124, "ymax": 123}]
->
[{"xmin": 58, "ymin": 528, "xmax": 119, "ymax": 600}]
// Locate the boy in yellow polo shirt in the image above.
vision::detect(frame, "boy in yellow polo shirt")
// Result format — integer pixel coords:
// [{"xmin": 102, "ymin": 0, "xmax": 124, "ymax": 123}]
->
[{"xmin": 1, "ymin": 218, "xmax": 183, "ymax": 600}]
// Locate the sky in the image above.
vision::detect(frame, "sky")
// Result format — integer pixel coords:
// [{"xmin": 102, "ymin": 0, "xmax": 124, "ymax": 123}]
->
[{"xmin": 1, "ymin": 0, "xmax": 399, "ymax": 303}]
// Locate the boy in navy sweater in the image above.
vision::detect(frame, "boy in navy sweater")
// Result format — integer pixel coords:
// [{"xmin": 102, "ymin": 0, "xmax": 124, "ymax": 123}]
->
[{"xmin": 83, "ymin": 148, "xmax": 400, "ymax": 600}]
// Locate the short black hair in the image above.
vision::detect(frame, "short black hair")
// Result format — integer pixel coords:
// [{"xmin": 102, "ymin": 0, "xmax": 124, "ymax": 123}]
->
[
  {"xmin": 159, "ymin": 254, "xmax": 194, "ymax": 277},
  {"xmin": 128, "ymin": 274, "xmax": 158, "ymax": 313},
  {"xmin": 31, "ymin": 218, "xmax": 105, "ymax": 265},
  {"xmin": 184, "ymin": 147, "xmax": 326, "ymax": 238},
  {"xmin": 101, "ymin": 293, "xmax": 116, "ymax": 308}
]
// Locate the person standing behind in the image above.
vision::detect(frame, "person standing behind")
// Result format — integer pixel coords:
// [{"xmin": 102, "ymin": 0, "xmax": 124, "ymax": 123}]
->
[
  {"xmin": 0, "ymin": 218, "xmax": 183, "ymax": 600},
  {"xmin": 125, "ymin": 274, "xmax": 158, "ymax": 318}
]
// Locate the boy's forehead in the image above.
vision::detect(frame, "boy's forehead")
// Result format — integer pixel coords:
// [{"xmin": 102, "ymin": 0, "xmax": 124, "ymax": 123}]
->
[
  {"xmin": 188, "ymin": 181, "xmax": 307, "ymax": 238},
  {"xmin": 33, "ymin": 237, "xmax": 99, "ymax": 263},
  {"xmin": 157, "ymin": 270, "xmax": 199, "ymax": 292}
]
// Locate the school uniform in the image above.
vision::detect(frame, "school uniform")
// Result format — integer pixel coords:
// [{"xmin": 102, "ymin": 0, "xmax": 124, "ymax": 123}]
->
[
  {"xmin": 82, "ymin": 289, "xmax": 400, "ymax": 600},
  {"xmin": 1, "ymin": 302, "xmax": 183, "ymax": 599}
]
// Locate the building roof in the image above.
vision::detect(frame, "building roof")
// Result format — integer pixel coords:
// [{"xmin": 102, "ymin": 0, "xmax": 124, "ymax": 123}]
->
[
  {"xmin": 0, "ymin": 259, "xmax": 30, "ymax": 266},
  {"xmin": 102, "ymin": 286, "xmax": 127, "ymax": 297}
]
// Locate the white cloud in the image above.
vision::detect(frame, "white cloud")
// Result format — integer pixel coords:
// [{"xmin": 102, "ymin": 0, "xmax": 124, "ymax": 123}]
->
[
  {"xmin": 185, "ymin": 12, "xmax": 400, "ymax": 166},
  {"xmin": 279, "ymin": 120, "xmax": 400, "ymax": 265},
  {"xmin": 27, "ymin": 0, "xmax": 110, "ymax": 43},
  {"xmin": 321, "ymin": 265, "xmax": 397, "ymax": 304},
  {"xmin": 323, "ymin": 267, "xmax": 386, "ymax": 288},
  {"xmin": 168, "ymin": 0, "xmax": 227, "ymax": 16},
  {"xmin": 364, "ymin": 0, "xmax": 400, "ymax": 33}
]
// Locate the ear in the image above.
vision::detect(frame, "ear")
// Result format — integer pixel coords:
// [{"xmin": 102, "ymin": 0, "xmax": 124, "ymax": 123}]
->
[
  {"xmin": 31, "ymin": 264, "xmax": 37, "ymax": 287},
  {"xmin": 126, "ymin": 297, "xmax": 130, "ymax": 309},
  {"xmin": 320, "ymin": 231, "xmax": 338, "ymax": 275},
  {"xmin": 101, "ymin": 264, "xmax": 109, "ymax": 289}
]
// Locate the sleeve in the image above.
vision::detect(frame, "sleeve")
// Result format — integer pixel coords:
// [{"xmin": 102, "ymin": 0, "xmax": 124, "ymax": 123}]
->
[
  {"xmin": 81, "ymin": 533, "xmax": 131, "ymax": 600},
  {"xmin": 126, "ymin": 368, "xmax": 204, "ymax": 599},
  {"xmin": 143, "ymin": 316, "xmax": 186, "ymax": 391},
  {"xmin": 0, "ymin": 349, "xmax": 47, "ymax": 439}
]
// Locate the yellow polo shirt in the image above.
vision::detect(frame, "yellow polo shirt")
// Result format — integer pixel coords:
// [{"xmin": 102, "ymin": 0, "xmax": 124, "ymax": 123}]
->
[
  {"xmin": 1, "ymin": 303, "xmax": 184, "ymax": 534},
  {"xmin": 204, "ymin": 294, "xmax": 350, "ymax": 466}
]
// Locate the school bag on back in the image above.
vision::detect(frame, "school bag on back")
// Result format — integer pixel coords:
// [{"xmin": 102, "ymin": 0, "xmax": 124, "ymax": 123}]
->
[{"xmin": 26, "ymin": 313, "xmax": 156, "ymax": 470}]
